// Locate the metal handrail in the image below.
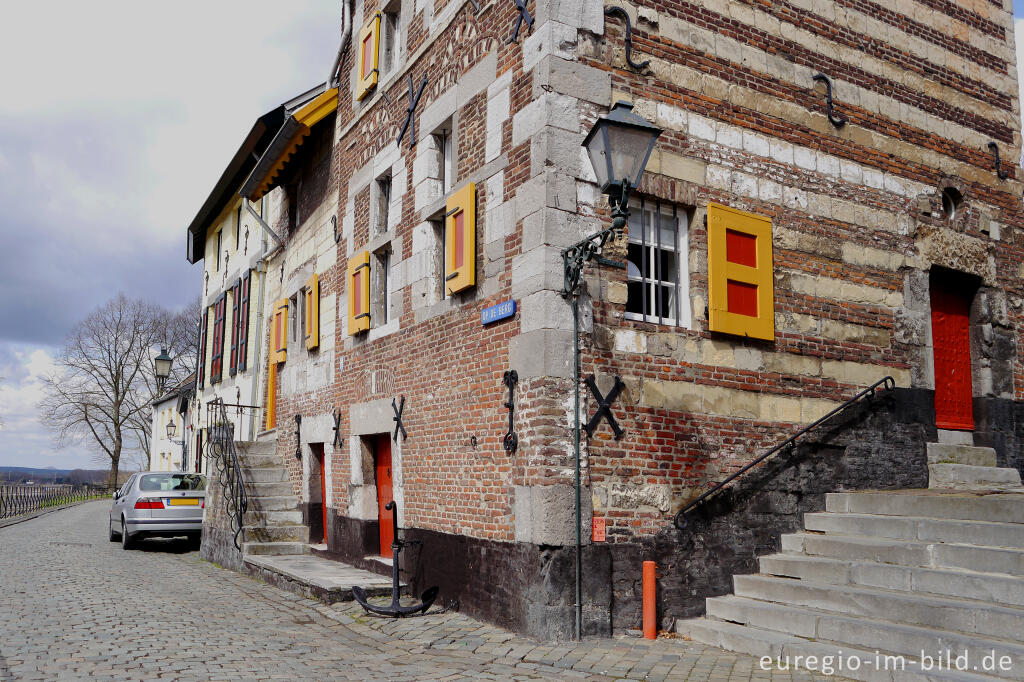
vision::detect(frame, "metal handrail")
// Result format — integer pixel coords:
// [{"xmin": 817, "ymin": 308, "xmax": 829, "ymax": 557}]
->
[
  {"xmin": 206, "ymin": 398, "xmax": 248, "ymax": 551},
  {"xmin": 673, "ymin": 376, "xmax": 896, "ymax": 530},
  {"xmin": 0, "ymin": 484, "xmax": 108, "ymax": 520}
]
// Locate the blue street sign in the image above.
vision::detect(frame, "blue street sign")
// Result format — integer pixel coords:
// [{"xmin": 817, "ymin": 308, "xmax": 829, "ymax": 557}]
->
[{"xmin": 481, "ymin": 299, "xmax": 516, "ymax": 325}]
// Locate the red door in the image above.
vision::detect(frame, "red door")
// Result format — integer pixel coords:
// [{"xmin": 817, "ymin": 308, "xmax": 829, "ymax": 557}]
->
[
  {"xmin": 375, "ymin": 436, "xmax": 394, "ymax": 558},
  {"xmin": 314, "ymin": 445, "xmax": 327, "ymax": 545},
  {"xmin": 931, "ymin": 283, "xmax": 974, "ymax": 430}
]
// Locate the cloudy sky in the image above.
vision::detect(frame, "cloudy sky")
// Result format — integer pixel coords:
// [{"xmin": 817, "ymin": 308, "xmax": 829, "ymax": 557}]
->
[
  {"xmin": 0, "ymin": 1, "xmax": 340, "ymax": 470},
  {"xmin": 0, "ymin": 4, "xmax": 1022, "ymax": 472}
]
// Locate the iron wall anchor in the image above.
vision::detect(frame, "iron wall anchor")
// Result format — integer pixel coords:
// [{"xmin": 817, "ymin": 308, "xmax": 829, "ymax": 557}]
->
[
  {"xmin": 989, "ymin": 142, "xmax": 1010, "ymax": 180},
  {"xmin": 352, "ymin": 501, "xmax": 440, "ymax": 617},
  {"xmin": 812, "ymin": 73, "xmax": 846, "ymax": 128}
]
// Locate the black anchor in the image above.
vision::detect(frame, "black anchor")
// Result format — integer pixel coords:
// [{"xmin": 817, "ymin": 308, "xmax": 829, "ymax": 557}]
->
[
  {"xmin": 396, "ymin": 75, "xmax": 428, "ymax": 148},
  {"xmin": 989, "ymin": 142, "xmax": 1010, "ymax": 180},
  {"xmin": 503, "ymin": 370, "xmax": 518, "ymax": 453},
  {"xmin": 332, "ymin": 408, "xmax": 343, "ymax": 448},
  {"xmin": 584, "ymin": 375, "xmax": 625, "ymax": 440},
  {"xmin": 506, "ymin": 0, "xmax": 534, "ymax": 43},
  {"xmin": 604, "ymin": 7, "xmax": 650, "ymax": 72},
  {"xmin": 392, "ymin": 395, "xmax": 407, "ymax": 442},
  {"xmin": 352, "ymin": 501, "xmax": 440, "ymax": 617},
  {"xmin": 812, "ymin": 73, "xmax": 846, "ymax": 129}
]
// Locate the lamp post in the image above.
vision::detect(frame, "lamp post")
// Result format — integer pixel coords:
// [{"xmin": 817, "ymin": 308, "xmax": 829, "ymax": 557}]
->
[
  {"xmin": 166, "ymin": 419, "xmax": 187, "ymax": 471},
  {"xmin": 154, "ymin": 348, "xmax": 173, "ymax": 393},
  {"xmin": 564, "ymin": 101, "xmax": 661, "ymax": 641}
]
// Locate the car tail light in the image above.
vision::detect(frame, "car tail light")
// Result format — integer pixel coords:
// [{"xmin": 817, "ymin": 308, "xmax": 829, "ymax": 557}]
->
[
  {"xmin": 134, "ymin": 499, "xmax": 164, "ymax": 509},
  {"xmin": 201, "ymin": 500, "xmax": 205, "ymax": 509}
]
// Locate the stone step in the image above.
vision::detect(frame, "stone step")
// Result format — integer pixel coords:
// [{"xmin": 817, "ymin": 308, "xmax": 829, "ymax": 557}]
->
[
  {"xmin": 698, "ymin": 599, "xmax": 1019, "ymax": 681},
  {"xmin": 927, "ymin": 443, "xmax": 997, "ymax": 467},
  {"xmin": 759, "ymin": 554, "xmax": 1024, "ymax": 608},
  {"xmin": 826, "ymin": 491, "xmax": 1024, "ymax": 524},
  {"xmin": 240, "ymin": 467, "xmax": 289, "ymax": 483},
  {"xmin": 732, "ymin": 574, "xmax": 1024, "ymax": 640},
  {"xmin": 804, "ymin": 512, "xmax": 1024, "ymax": 548},
  {"xmin": 244, "ymin": 481, "xmax": 294, "ymax": 497},
  {"xmin": 783, "ymin": 532, "xmax": 1024, "ymax": 576},
  {"xmin": 245, "ymin": 496, "xmax": 299, "ymax": 512},
  {"xmin": 243, "ymin": 525, "xmax": 310, "ymax": 543},
  {"xmin": 243, "ymin": 510, "xmax": 303, "ymax": 526},
  {"xmin": 236, "ymin": 441, "xmax": 276, "ymax": 456},
  {"xmin": 242, "ymin": 541, "xmax": 307, "ymax": 557},
  {"xmin": 676, "ymin": 618, "xmax": 994, "ymax": 682},
  {"xmin": 236, "ymin": 454, "xmax": 281, "ymax": 469},
  {"xmin": 929, "ymin": 463, "xmax": 1022, "ymax": 491}
]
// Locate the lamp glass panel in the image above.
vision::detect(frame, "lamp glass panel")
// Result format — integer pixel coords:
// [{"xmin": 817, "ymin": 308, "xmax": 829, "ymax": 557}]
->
[
  {"xmin": 166, "ymin": 421, "xmax": 176, "ymax": 438},
  {"xmin": 154, "ymin": 357, "xmax": 172, "ymax": 380},
  {"xmin": 607, "ymin": 125, "xmax": 657, "ymax": 187},
  {"xmin": 585, "ymin": 125, "xmax": 611, "ymax": 190}
]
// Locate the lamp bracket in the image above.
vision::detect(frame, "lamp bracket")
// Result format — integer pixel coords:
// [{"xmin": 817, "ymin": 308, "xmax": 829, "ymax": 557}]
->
[{"xmin": 561, "ymin": 180, "xmax": 631, "ymax": 298}]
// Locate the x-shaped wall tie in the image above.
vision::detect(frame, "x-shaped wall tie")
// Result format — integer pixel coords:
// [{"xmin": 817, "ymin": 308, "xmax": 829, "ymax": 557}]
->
[
  {"xmin": 392, "ymin": 395, "xmax": 407, "ymax": 442},
  {"xmin": 397, "ymin": 75, "xmax": 428, "ymax": 148},
  {"xmin": 584, "ymin": 375, "xmax": 625, "ymax": 440},
  {"xmin": 506, "ymin": 0, "xmax": 534, "ymax": 43},
  {"xmin": 332, "ymin": 408, "xmax": 343, "ymax": 448}
]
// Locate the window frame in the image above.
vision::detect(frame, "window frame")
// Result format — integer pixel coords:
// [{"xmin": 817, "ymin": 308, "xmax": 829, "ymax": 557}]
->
[{"xmin": 624, "ymin": 196, "xmax": 690, "ymax": 328}]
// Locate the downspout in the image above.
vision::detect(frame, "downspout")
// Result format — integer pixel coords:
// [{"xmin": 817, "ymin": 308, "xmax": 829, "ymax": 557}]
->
[
  {"xmin": 248, "ymin": 256, "xmax": 268, "ymax": 440},
  {"xmin": 327, "ymin": 0, "xmax": 354, "ymax": 88},
  {"xmin": 573, "ymin": 295, "xmax": 582, "ymax": 642}
]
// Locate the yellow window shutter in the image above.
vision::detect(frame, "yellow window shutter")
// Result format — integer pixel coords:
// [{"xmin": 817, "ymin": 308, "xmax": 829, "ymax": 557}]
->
[
  {"xmin": 356, "ymin": 14, "xmax": 381, "ymax": 101},
  {"xmin": 305, "ymin": 273, "xmax": 320, "ymax": 350},
  {"xmin": 707, "ymin": 202, "xmax": 774, "ymax": 340},
  {"xmin": 348, "ymin": 252, "xmax": 371, "ymax": 335},
  {"xmin": 272, "ymin": 298, "xmax": 289, "ymax": 363},
  {"xmin": 445, "ymin": 182, "xmax": 476, "ymax": 295}
]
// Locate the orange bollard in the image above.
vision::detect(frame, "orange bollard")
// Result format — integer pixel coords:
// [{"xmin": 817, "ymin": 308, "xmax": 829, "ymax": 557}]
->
[{"xmin": 642, "ymin": 560, "xmax": 657, "ymax": 639}]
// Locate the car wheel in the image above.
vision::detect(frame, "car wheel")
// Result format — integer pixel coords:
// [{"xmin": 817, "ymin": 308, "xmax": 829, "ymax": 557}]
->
[
  {"xmin": 121, "ymin": 518, "xmax": 133, "ymax": 550},
  {"xmin": 109, "ymin": 519, "xmax": 120, "ymax": 542}
]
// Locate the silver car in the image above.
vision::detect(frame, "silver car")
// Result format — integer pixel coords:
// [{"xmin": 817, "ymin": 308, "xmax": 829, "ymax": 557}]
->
[{"xmin": 108, "ymin": 472, "xmax": 206, "ymax": 550}]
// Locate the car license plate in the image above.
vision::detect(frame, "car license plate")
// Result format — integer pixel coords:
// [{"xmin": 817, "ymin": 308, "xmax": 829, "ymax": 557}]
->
[{"xmin": 168, "ymin": 498, "xmax": 199, "ymax": 506}]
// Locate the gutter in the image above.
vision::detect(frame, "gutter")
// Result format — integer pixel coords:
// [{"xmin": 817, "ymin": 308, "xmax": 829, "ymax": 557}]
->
[
  {"xmin": 248, "ymin": 258, "xmax": 269, "ymax": 439},
  {"xmin": 327, "ymin": 0, "xmax": 354, "ymax": 88}
]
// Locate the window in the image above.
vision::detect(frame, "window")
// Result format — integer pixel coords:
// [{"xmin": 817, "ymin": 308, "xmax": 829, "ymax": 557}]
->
[
  {"xmin": 433, "ymin": 124, "xmax": 454, "ymax": 194},
  {"xmin": 287, "ymin": 181, "xmax": 300, "ymax": 231},
  {"xmin": 432, "ymin": 218, "xmax": 446, "ymax": 301},
  {"xmin": 625, "ymin": 198, "xmax": 689, "ymax": 327},
  {"xmin": 289, "ymin": 293, "xmax": 299, "ymax": 345},
  {"xmin": 210, "ymin": 295, "xmax": 226, "ymax": 383},
  {"xmin": 237, "ymin": 269, "xmax": 251, "ymax": 371},
  {"xmin": 215, "ymin": 229, "xmax": 222, "ymax": 271},
  {"xmin": 381, "ymin": 2, "xmax": 400, "ymax": 76},
  {"xmin": 374, "ymin": 174, "xmax": 392, "ymax": 237},
  {"xmin": 229, "ymin": 278, "xmax": 240, "ymax": 376},
  {"xmin": 235, "ymin": 206, "xmax": 242, "ymax": 251},
  {"xmin": 942, "ymin": 186, "xmax": 963, "ymax": 223},
  {"xmin": 372, "ymin": 248, "xmax": 391, "ymax": 326}
]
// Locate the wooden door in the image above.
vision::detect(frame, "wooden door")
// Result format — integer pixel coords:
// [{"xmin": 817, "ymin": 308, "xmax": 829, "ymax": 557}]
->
[
  {"xmin": 931, "ymin": 282, "xmax": 974, "ymax": 430},
  {"xmin": 375, "ymin": 436, "xmax": 394, "ymax": 558}
]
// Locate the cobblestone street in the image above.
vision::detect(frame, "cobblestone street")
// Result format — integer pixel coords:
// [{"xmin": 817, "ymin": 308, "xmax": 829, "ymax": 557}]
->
[{"xmin": 0, "ymin": 502, "xmax": 842, "ymax": 681}]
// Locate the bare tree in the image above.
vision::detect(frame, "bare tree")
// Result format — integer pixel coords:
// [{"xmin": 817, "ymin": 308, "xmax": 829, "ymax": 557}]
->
[
  {"xmin": 124, "ymin": 296, "xmax": 201, "ymax": 471},
  {"xmin": 39, "ymin": 295, "xmax": 168, "ymax": 488}
]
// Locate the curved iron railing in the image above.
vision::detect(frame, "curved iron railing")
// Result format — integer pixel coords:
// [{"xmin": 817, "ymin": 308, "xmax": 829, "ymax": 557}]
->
[
  {"xmin": 0, "ymin": 484, "xmax": 108, "ymax": 520},
  {"xmin": 674, "ymin": 376, "xmax": 896, "ymax": 530},
  {"xmin": 206, "ymin": 398, "xmax": 248, "ymax": 551}
]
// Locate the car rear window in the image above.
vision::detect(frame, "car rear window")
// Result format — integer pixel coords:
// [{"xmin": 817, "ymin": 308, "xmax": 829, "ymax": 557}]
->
[{"xmin": 139, "ymin": 474, "xmax": 207, "ymax": 492}]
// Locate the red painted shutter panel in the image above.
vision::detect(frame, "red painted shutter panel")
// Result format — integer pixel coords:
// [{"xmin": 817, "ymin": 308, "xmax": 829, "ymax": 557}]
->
[
  {"xmin": 197, "ymin": 308, "xmax": 208, "ymax": 389},
  {"xmin": 229, "ymin": 279, "xmax": 240, "ymax": 376},
  {"xmin": 238, "ymin": 270, "xmax": 250, "ymax": 371}
]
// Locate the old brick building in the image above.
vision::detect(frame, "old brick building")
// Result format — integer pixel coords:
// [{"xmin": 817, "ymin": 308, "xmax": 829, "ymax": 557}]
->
[{"xmin": 195, "ymin": 0, "xmax": 1024, "ymax": 640}]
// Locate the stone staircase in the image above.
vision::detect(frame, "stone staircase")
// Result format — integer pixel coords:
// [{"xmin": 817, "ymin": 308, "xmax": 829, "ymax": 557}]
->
[
  {"xmin": 235, "ymin": 440, "xmax": 308, "ymax": 558},
  {"xmin": 677, "ymin": 443, "xmax": 1024, "ymax": 680}
]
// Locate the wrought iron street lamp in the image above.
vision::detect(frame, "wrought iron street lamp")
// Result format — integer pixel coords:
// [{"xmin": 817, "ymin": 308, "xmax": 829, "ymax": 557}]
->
[
  {"xmin": 564, "ymin": 101, "xmax": 662, "ymax": 296},
  {"xmin": 564, "ymin": 101, "xmax": 661, "ymax": 642},
  {"xmin": 166, "ymin": 420, "xmax": 177, "ymax": 439},
  {"xmin": 154, "ymin": 348, "xmax": 173, "ymax": 392}
]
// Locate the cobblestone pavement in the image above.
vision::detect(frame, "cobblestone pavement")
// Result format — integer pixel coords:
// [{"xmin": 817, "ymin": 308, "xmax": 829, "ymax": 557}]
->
[{"xmin": 0, "ymin": 502, "xmax": 846, "ymax": 681}]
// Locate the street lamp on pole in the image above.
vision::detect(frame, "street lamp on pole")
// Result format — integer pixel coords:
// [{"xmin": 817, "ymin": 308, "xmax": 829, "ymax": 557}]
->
[
  {"xmin": 563, "ymin": 101, "xmax": 661, "ymax": 642},
  {"xmin": 154, "ymin": 348, "xmax": 173, "ymax": 393}
]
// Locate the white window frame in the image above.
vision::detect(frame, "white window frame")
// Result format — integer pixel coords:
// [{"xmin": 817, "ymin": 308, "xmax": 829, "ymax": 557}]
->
[{"xmin": 624, "ymin": 197, "xmax": 690, "ymax": 328}]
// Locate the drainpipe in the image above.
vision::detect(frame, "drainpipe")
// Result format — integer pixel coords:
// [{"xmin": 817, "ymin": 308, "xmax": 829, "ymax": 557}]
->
[
  {"xmin": 247, "ymin": 247, "xmax": 270, "ymax": 439},
  {"xmin": 327, "ymin": 0, "xmax": 354, "ymax": 88}
]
